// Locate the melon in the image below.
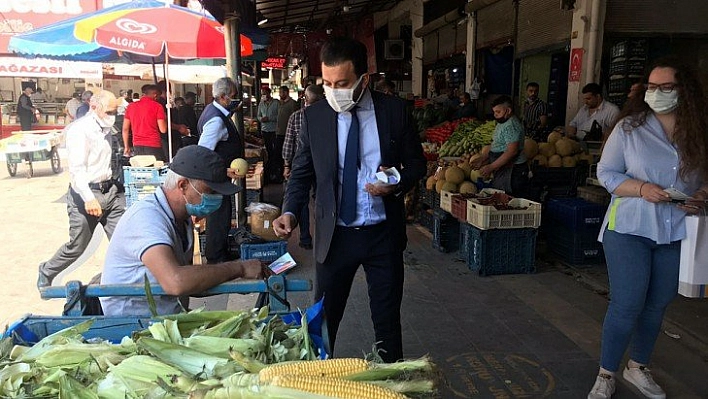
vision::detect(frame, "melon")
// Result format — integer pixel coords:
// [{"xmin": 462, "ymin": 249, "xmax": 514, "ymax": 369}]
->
[
  {"xmin": 571, "ymin": 139, "xmax": 582, "ymax": 154},
  {"xmin": 441, "ymin": 181, "xmax": 458, "ymax": 193},
  {"xmin": 523, "ymin": 138, "xmax": 539, "ymax": 160},
  {"xmin": 562, "ymin": 156, "xmax": 577, "ymax": 167},
  {"xmin": 548, "ymin": 154, "xmax": 562, "ymax": 167},
  {"xmin": 555, "ymin": 138, "xmax": 574, "ymax": 157},
  {"xmin": 533, "ymin": 154, "xmax": 548, "ymax": 167},
  {"xmin": 445, "ymin": 166, "xmax": 466, "ymax": 184},
  {"xmin": 458, "ymin": 161, "xmax": 472, "ymax": 176},
  {"xmin": 435, "ymin": 179, "xmax": 447, "ymax": 193},
  {"xmin": 459, "ymin": 181, "xmax": 478, "ymax": 194},
  {"xmin": 547, "ymin": 131, "xmax": 562, "ymax": 144},
  {"xmin": 229, "ymin": 158, "xmax": 249, "ymax": 175},
  {"xmin": 470, "ymin": 169, "xmax": 482, "ymax": 182},
  {"xmin": 538, "ymin": 142, "xmax": 556, "ymax": 157},
  {"xmin": 425, "ymin": 176, "xmax": 436, "ymax": 190}
]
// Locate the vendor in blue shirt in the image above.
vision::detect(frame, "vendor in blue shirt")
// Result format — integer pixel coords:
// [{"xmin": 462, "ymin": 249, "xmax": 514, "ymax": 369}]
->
[
  {"xmin": 100, "ymin": 145, "xmax": 262, "ymax": 316},
  {"xmin": 472, "ymin": 95, "xmax": 529, "ymax": 197}
]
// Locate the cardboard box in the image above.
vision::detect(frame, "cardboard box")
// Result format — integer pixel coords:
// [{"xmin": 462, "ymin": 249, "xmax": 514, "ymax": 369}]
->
[{"xmin": 249, "ymin": 204, "xmax": 280, "ymax": 241}]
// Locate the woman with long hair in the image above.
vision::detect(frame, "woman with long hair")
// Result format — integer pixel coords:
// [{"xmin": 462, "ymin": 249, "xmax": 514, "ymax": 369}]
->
[{"xmin": 588, "ymin": 58, "xmax": 708, "ymax": 399}]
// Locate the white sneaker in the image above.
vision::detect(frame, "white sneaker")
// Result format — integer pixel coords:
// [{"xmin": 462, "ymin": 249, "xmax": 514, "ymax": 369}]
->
[
  {"xmin": 588, "ymin": 374, "xmax": 616, "ymax": 399},
  {"xmin": 623, "ymin": 366, "xmax": 666, "ymax": 399}
]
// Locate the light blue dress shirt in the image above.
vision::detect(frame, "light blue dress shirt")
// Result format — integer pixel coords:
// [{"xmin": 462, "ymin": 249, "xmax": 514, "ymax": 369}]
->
[
  {"xmin": 336, "ymin": 89, "xmax": 387, "ymax": 226},
  {"xmin": 197, "ymin": 101, "xmax": 230, "ymax": 151},
  {"xmin": 597, "ymin": 113, "xmax": 702, "ymax": 244}
]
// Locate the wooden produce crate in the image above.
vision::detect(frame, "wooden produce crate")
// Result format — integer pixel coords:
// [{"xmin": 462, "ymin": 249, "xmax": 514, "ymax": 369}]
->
[
  {"xmin": 246, "ymin": 161, "xmax": 264, "ymax": 190},
  {"xmin": 466, "ymin": 198, "xmax": 542, "ymax": 230}
]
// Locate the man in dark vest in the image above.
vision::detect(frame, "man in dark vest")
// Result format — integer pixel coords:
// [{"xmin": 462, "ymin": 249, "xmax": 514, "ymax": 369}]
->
[{"xmin": 197, "ymin": 77, "xmax": 245, "ymax": 263}]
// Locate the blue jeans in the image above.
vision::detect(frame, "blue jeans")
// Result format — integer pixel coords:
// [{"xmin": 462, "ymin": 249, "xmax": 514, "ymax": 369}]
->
[{"xmin": 600, "ymin": 229, "xmax": 680, "ymax": 372}]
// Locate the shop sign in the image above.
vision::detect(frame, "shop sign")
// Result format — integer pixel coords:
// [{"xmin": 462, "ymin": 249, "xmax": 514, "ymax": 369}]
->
[
  {"xmin": 0, "ymin": 57, "xmax": 103, "ymax": 79},
  {"xmin": 261, "ymin": 57, "xmax": 287, "ymax": 69},
  {"xmin": 569, "ymin": 48, "xmax": 583, "ymax": 82},
  {"xmin": 0, "ymin": 0, "xmax": 101, "ymax": 54}
]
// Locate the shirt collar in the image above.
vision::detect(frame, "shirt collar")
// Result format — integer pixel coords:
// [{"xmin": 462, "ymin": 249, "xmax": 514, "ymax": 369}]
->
[
  {"xmin": 212, "ymin": 100, "xmax": 230, "ymax": 116},
  {"xmin": 357, "ymin": 88, "xmax": 374, "ymax": 111}
]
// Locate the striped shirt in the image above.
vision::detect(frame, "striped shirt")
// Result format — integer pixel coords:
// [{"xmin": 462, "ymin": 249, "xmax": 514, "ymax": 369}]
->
[
  {"xmin": 282, "ymin": 108, "xmax": 304, "ymax": 165},
  {"xmin": 523, "ymin": 98, "xmax": 548, "ymax": 132},
  {"xmin": 597, "ymin": 113, "xmax": 703, "ymax": 244}
]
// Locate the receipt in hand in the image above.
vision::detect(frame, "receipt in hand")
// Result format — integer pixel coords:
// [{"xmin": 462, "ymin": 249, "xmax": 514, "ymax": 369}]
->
[{"xmin": 375, "ymin": 167, "xmax": 401, "ymax": 186}]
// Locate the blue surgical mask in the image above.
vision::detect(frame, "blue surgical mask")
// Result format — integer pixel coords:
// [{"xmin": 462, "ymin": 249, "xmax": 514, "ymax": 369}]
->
[
  {"xmin": 184, "ymin": 181, "xmax": 223, "ymax": 217},
  {"xmin": 227, "ymin": 97, "xmax": 240, "ymax": 112}
]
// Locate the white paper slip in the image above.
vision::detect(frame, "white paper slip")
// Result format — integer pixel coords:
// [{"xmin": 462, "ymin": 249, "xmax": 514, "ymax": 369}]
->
[
  {"xmin": 664, "ymin": 188, "xmax": 689, "ymax": 201},
  {"xmin": 374, "ymin": 167, "xmax": 401, "ymax": 186}
]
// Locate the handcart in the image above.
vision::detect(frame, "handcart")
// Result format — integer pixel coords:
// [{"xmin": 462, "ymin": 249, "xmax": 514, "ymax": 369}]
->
[{"xmin": 0, "ymin": 129, "xmax": 63, "ymax": 178}]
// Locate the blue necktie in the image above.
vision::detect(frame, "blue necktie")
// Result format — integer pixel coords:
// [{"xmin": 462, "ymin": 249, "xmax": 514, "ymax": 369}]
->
[{"xmin": 340, "ymin": 108, "xmax": 359, "ymax": 224}]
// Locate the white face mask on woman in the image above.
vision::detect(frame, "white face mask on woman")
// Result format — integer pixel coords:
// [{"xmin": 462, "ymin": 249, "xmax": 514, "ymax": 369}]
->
[
  {"xmin": 644, "ymin": 90, "xmax": 678, "ymax": 114},
  {"xmin": 323, "ymin": 75, "xmax": 365, "ymax": 113}
]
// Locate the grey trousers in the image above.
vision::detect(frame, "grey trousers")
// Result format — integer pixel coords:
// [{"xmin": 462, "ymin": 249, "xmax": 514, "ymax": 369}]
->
[{"xmin": 39, "ymin": 185, "xmax": 126, "ymax": 279}]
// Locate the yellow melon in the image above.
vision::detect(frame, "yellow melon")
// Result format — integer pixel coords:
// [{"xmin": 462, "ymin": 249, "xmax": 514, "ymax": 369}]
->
[
  {"xmin": 445, "ymin": 166, "xmax": 466, "ymax": 184},
  {"xmin": 547, "ymin": 131, "xmax": 562, "ymax": 144},
  {"xmin": 539, "ymin": 142, "xmax": 556, "ymax": 157},
  {"xmin": 562, "ymin": 156, "xmax": 577, "ymax": 167},
  {"xmin": 435, "ymin": 179, "xmax": 447, "ymax": 193},
  {"xmin": 548, "ymin": 154, "xmax": 562, "ymax": 167},
  {"xmin": 555, "ymin": 138, "xmax": 574, "ymax": 157},
  {"xmin": 533, "ymin": 154, "xmax": 548, "ymax": 167},
  {"xmin": 459, "ymin": 181, "xmax": 478, "ymax": 194},
  {"xmin": 425, "ymin": 176, "xmax": 436, "ymax": 190},
  {"xmin": 470, "ymin": 169, "xmax": 482, "ymax": 182},
  {"xmin": 441, "ymin": 181, "xmax": 458, "ymax": 193},
  {"xmin": 523, "ymin": 138, "xmax": 539, "ymax": 160}
]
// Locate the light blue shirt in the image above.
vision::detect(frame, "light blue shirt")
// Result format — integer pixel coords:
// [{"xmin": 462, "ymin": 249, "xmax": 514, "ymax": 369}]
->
[
  {"xmin": 336, "ymin": 89, "xmax": 386, "ymax": 226},
  {"xmin": 597, "ymin": 113, "xmax": 702, "ymax": 244},
  {"xmin": 197, "ymin": 101, "xmax": 230, "ymax": 151},
  {"xmin": 257, "ymin": 98, "xmax": 279, "ymax": 132},
  {"xmin": 490, "ymin": 115, "xmax": 526, "ymax": 164},
  {"xmin": 100, "ymin": 187, "xmax": 193, "ymax": 316}
]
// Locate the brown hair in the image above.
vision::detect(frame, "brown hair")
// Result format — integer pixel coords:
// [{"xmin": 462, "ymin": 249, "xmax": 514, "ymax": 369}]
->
[{"xmin": 616, "ymin": 57, "xmax": 708, "ymax": 181}]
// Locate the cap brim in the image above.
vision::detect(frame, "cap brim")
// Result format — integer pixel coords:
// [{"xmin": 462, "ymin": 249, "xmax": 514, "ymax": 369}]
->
[{"xmin": 205, "ymin": 180, "xmax": 241, "ymax": 195}]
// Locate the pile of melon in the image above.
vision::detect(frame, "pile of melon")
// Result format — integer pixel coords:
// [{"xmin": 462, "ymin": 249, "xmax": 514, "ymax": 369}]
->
[
  {"xmin": 424, "ymin": 145, "xmax": 491, "ymax": 194},
  {"xmin": 524, "ymin": 130, "xmax": 594, "ymax": 168}
]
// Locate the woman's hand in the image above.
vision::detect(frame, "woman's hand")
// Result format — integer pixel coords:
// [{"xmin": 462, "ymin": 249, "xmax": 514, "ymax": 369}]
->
[
  {"xmin": 639, "ymin": 183, "xmax": 671, "ymax": 203},
  {"xmin": 679, "ymin": 189, "xmax": 708, "ymax": 215}
]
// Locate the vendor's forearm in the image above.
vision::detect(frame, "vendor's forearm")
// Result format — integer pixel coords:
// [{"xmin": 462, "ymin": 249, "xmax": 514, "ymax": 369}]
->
[
  {"xmin": 163, "ymin": 262, "xmax": 244, "ymax": 296},
  {"xmin": 490, "ymin": 150, "xmax": 518, "ymax": 170}
]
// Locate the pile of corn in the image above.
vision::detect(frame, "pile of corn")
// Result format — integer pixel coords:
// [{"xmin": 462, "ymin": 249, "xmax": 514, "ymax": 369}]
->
[{"xmin": 0, "ymin": 308, "xmax": 437, "ymax": 398}]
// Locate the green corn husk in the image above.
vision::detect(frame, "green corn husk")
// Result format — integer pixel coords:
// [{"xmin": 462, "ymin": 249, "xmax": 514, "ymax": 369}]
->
[
  {"xmin": 137, "ymin": 337, "xmax": 241, "ymax": 379},
  {"xmin": 148, "ymin": 319, "xmax": 184, "ymax": 344},
  {"xmin": 96, "ymin": 355, "xmax": 188, "ymax": 398},
  {"xmin": 344, "ymin": 356, "xmax": 435, "ymax": 381},
  {"xmin": 34, "ymin": 342, "xmax": 129, "ymax": 369},
  {"xmin": 0, "ymin": 362, "xmax": 31, "ymax": 395},
  {"xmin": 366, "ymin": 378, "xmax": 435, "ymax": 394},
  {"xmin": 195, "ymin": 313, "xmax": 250, "ymax": 338},
  {"xmin": 182, "ymin": 336, "xmax": 263, "ymax": 358},
  {"xmin": 189, "ymin": 384, "xmax": 340, "ymax": 399},
  {"xmin": 16, "ymin": 319, "xmax": 94, "ymax": 362},
  {"xmin": 58, "ymin": 373, "xmax": 98, "ymax": 399}
]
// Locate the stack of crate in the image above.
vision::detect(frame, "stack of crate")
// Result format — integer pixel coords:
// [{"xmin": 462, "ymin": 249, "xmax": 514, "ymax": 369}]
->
[
  {"xmin": 123, "ymin": 166, "xmax": 168, "ymax": 207},
  {"xmin": 543, "ymin": 198, "xmax": 606, "ymax": 266},
  {"xmin": 607, "ymin": 40, "xmax": 647, "ymax": 108}
]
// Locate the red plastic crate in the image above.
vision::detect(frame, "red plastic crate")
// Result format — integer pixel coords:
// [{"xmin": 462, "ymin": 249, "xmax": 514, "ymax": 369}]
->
[{"xmin": 451, "ymin": 194, "xmax": 476, "ymax": 221}]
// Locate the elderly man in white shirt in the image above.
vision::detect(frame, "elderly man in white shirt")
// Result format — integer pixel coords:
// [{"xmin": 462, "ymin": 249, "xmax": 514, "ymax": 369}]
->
[
  {"xmin": 37, "ymin": 90, "xmax": 126, "ymax": 289},
  {"xmin": 567, "ymin": 83, "xmax": 620, "ymax": 141}
]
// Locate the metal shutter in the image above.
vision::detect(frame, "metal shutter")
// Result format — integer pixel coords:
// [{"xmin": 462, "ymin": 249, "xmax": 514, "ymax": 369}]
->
[
  {"xmin": 516, "ymin": 0, "xmax": 573, "ymax": 56},
  {"xmin": 605, "ymin": 0, "xmax": 708, "ymax": 34},
  {"xmin": 476, "ymin": 0, "xmax": 514, "ymax": 49}
]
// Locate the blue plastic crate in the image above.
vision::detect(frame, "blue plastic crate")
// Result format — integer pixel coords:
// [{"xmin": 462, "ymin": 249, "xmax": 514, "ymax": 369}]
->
[
  {"xmin": 545, "ymin": 197, "xmax": 606, "ymax": 232},
  {"xmin": 240, "ymin": 241, "xmax": 288, "ymax": 263},
  {"xmin": 122, "ymin": 166, "xmax": 168, "ymax": 185},
  {"xmin": 465, "ymin": 227, "xmax": 537, "ymax": 276},
  {"xmin": 125, "ymin": 183, "xmax": 161, "ymax": 207},
  {"xmin": 416, "ymin": 208, "xmax": 434, "ymax": 233},
  {"xmin": 433, "ymin": 208, "xmax": 459, "ymax": 253},
  {"xmin": 4, "ymin": 315, "xmax": 153, "ymax": 344},
  {"xmin": 458, "ymin": 222, "xmax": 475, "ymax": 261},
  {"xmin": 545, "ymin": 224, "xmax": 604, "ymax": 266}
]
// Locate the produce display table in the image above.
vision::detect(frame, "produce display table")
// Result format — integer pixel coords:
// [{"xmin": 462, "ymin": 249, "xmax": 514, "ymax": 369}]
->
[{"xmin": 0, "ymin": 129, "xmax": 63, "ymax": 177}]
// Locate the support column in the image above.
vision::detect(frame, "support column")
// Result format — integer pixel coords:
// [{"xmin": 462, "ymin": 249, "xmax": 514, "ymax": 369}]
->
[
  {"xmin": 410, "ymin": 0, "xmax": 424, "ymax": 97},
  {"xmin": 465, "ymin": 12, "xmax": 476, "ymax": 94},
  {"xmin": 225, "ymin": 12, "xmax": 246, "ymax": 226}
]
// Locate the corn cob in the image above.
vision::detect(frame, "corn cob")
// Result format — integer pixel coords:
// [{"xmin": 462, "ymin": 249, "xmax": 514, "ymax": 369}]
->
[
  {"xmin": 271, "ymin": 374, "xmax": 408, "ymax": 399},
  {"xmin": 258, "ymin": 358, "xmax": 369, "ymax": 383}
]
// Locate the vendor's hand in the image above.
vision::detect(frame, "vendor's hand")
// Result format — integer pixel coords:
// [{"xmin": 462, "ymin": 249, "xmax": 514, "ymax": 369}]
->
[
  {"xmin": 84, "ymin": 199, "xmax": 103, "ymax": 217},
  {"xmin": 283, "ymin": 166, "xmax": 291, "ymax": 180},
  {"xmin": 680, "ymin": 189, "xmax": 708, "ymax": 214},
  {"xmin": 470, "ymin": 158, "xmax": 484, "ymax": 169},
  {"xmin": 261, "ymin": 116, "xmax": 269, "ymax": 122},
  {"xmin": 640, "ymin": 183, "xmax": 671, "ymax": 203},
  {"xmin": 273, "ymin": 213, "xmax": 297, "ymax": 239},
  {"xmin": 365, "ymin": 182, "xmax": 397, "ymax": 197},
  {"xmin": 176, "ymin": 124, "xmax": 189, "ymax": 136},
  {"xmin": 237, "ymin": 259, "xmax": 263, "ymax": 280},
  {"xmin": 479, "ymin": 164, "xmax": 495, "ymax": 178},
  {"xmin": 123, "ymin": 148, "xmax": 132, "ymax": 157},
  {"xmin": 226, "ymin": 168, "xmax": 246, "ymax": 180}
]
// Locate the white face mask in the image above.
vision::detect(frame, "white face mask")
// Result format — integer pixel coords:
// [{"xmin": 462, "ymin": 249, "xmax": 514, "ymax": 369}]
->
[
  {"xmin": 644, "ymin": 90, "xmax": 678, "ymax": 114},
  {"xmin": 323, "ymin": 75, "xmax": 365, "ymax": 113},
  {"xmin": 98, "ymin": 114, "xmax": 116, "ymax": 128}
]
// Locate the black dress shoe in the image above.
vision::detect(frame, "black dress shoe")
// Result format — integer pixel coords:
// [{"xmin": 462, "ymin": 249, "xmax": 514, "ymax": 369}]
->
[{"xmin": 37, "ymin": 272, "xmax": 52, "ymax": 289}]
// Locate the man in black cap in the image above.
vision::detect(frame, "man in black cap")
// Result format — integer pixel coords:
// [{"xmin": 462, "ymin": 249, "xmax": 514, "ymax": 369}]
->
[{"xmin": 99, "ymin": 145, "xmax": 262, "ymax": 316}]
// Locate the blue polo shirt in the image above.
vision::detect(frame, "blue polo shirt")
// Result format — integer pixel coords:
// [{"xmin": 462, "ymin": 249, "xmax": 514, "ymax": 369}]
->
[{"xmin": 100, "ymin": 187, "xmax": 193, "ymax": 316}]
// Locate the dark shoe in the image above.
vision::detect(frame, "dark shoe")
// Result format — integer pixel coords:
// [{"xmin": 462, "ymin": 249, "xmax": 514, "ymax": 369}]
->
[
  {"xmin": 299, "ymin": 242, "xmax": 313, "ymax": 250},
  {"xmin": 37, "ymin": 270, "xmax": 53, "ymax": 289}
]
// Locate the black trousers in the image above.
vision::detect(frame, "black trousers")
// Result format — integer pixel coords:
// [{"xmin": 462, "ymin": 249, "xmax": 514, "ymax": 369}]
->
[
  {"xmin": 205, "ymin": 194, "xmax": 232, "ymax": 264},
  {"xmin": 262, "ymin": 131, "xmax": 278, "ymax": 183},
  {"xmin": 315, "ymin": 222, "xmax": 404, "ymax": 362}
]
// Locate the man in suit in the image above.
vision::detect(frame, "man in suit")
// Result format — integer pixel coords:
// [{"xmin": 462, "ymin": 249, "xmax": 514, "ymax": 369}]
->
[{"xmin": 273, "ymin": 37, "xmax": 426, "ymax": 362}]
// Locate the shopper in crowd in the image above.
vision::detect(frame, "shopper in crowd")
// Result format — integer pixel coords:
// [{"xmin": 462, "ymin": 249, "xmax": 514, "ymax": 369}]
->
[
  {"xmin": 197, "ymin": 77, "xmax": 246, "ymax": 264},
  {"xmin": 122, "ymin": 84, "xmax": 167, "ymax": 161},
  {"xmin": 75, "ymin": 90, "xmax": 93, "ymax": 119},
  {"xmin": 523, "ymin": 82, "xmax": 549, "ymax": 140},
  {"xmin": 17, "ymin": 86, "xmax": 38, "ymax": 131},
  {"xmin": 273, "ymin": 37, "xmax": 426, "ymax": 363},
  {"xmin": 132, "ymin": 92, "xmax": 140, "ymax": 101},
  {"xmin": 627, "ymin": 81, "xmax": 645, "ymax": 100},
  {"xmin": 37, "ymin": 91, "xmax": 126, "ymax": 289},
  {"xmin": 567, "ymin": 83, "xmax": 620, "ymax": 141},
  {"xmin": 453, "ymin": 92, "xmax": 476, "ymax": 119},
  {"xmin": 64, "ymin": 92, "xmax": 82, "ymax": 123},
  {"xmin": 588, "ymin": 58, "xmax": 708, "ymax": 399},
  {"xmin": 178, "ymin": 91, "xmax": 199, "ymax": 146},
  {"xmin": 282, "ymin": 84, "xmax": 325, "ymax": 250},
  {"xmin": 257, "ymin": 87, "xmax": 279, "ymax": 183},
  {"xmin": 273, "ymin": 85, "xmax": 298, "ymax": 184},
  {"xmin": 472, "ymin": 95, "xmax": 529, "ymax": 197},
  {"xmin": 156, "ymin": 80, "xmax": 190, "ymax": 159},
  {"xmin": 31, "ymin": 87, "xmax": 48, "ymax": 102},
  {"xmin": 100, "ymin": 145, "xmax": 261, "ymax": 316}
]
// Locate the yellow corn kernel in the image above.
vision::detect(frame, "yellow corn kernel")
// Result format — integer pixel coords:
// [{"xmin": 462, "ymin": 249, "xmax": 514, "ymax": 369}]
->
[
  {"xmin": 259, "ymin": 358, "xmax": 369, "ymax": 383},
  {"xmin": 270, "ymin": 374, "xmax": 408, "ymax": 399}
]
